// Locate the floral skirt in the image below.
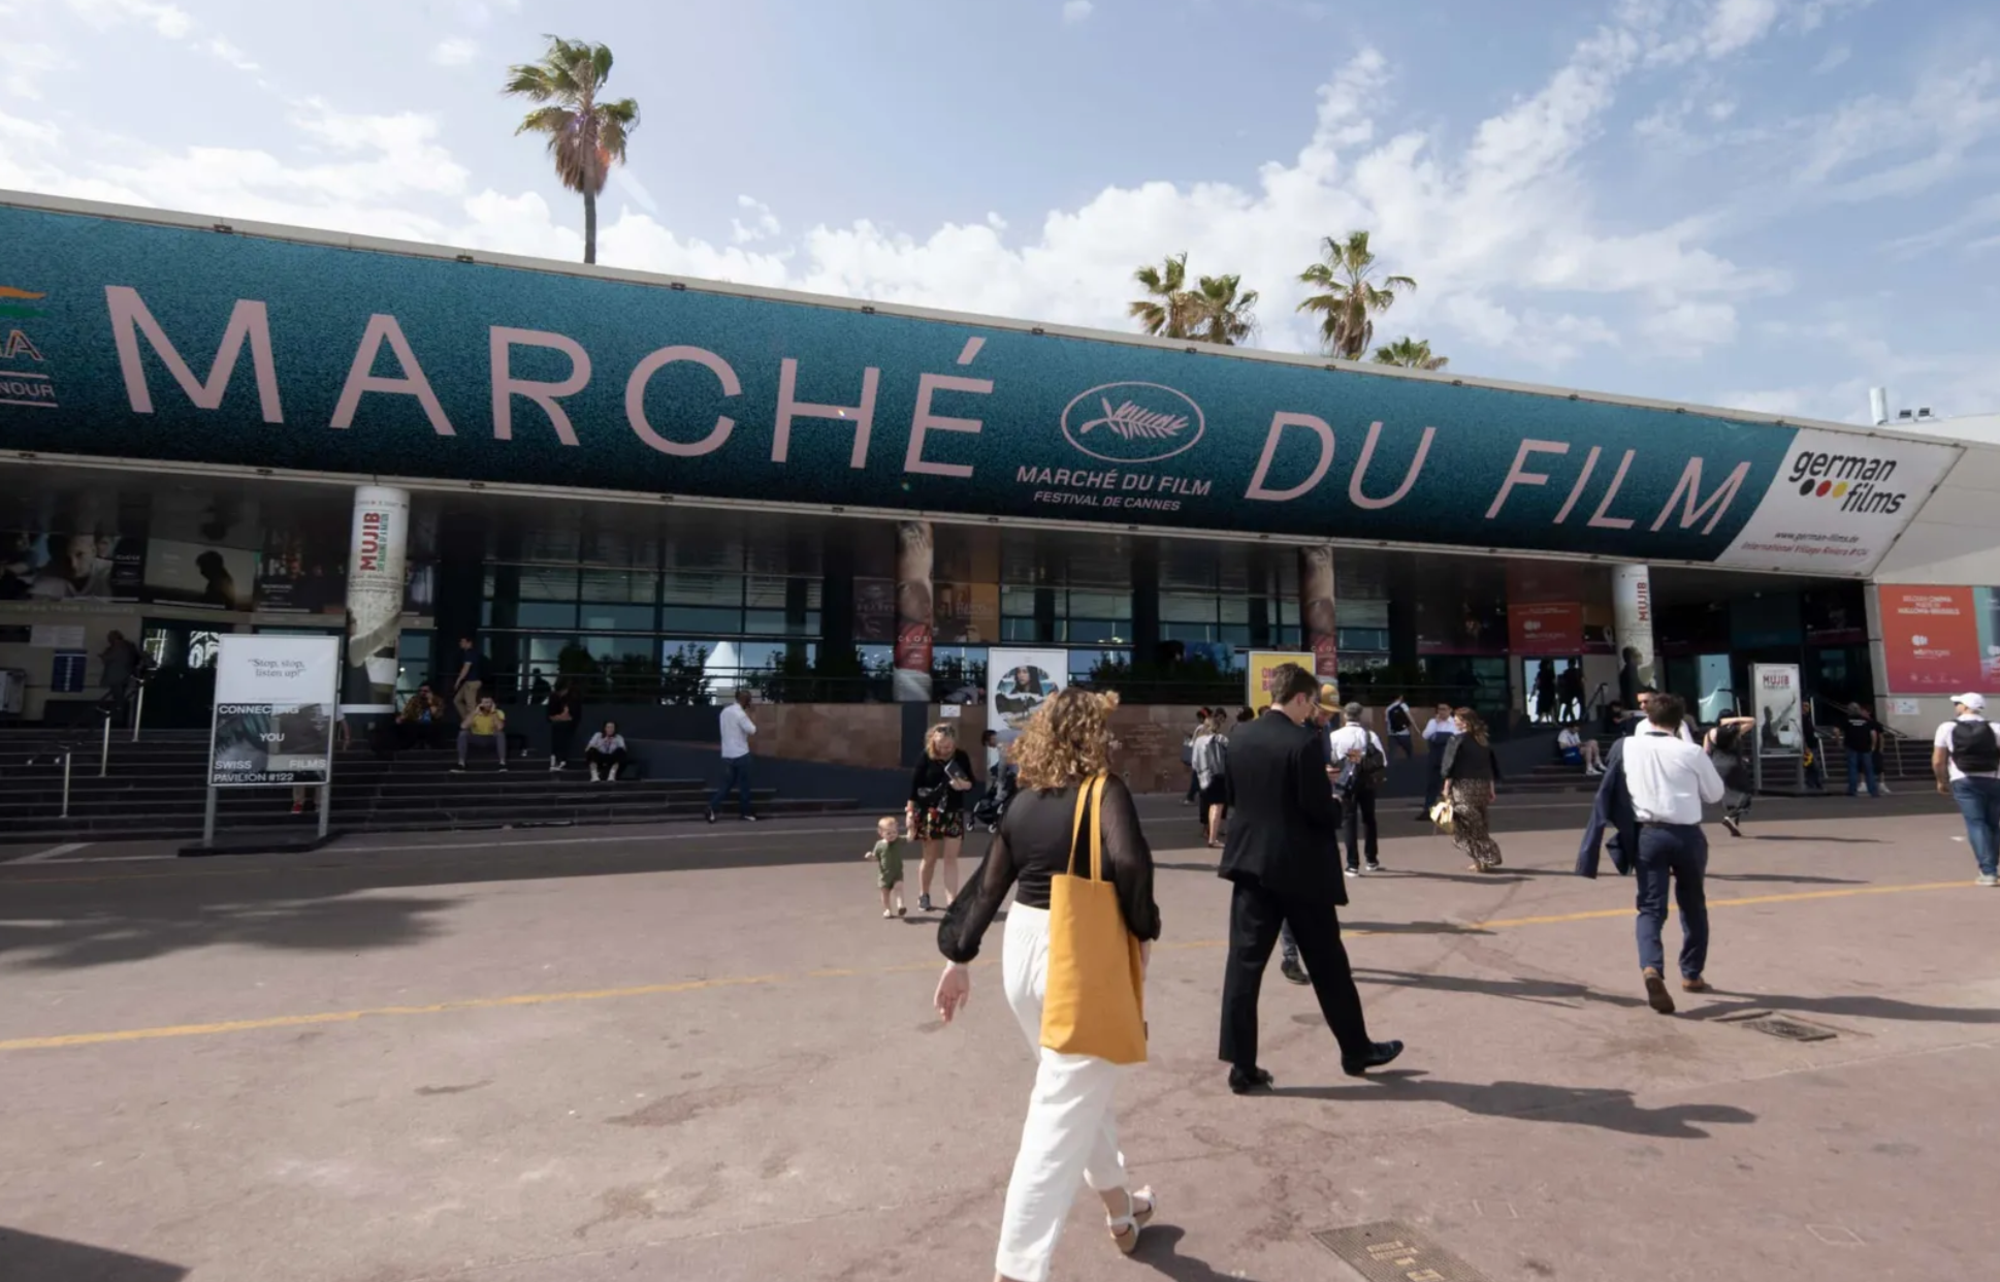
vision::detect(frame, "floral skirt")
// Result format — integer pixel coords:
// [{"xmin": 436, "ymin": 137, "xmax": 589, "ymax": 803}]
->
[
  {"xmin": 1450, "ymin": 780, "xmax": 1503, "ymax": 868},
  {"xmin": 914, "ymin": 805, "xmax": 965, "ymax": 842}
]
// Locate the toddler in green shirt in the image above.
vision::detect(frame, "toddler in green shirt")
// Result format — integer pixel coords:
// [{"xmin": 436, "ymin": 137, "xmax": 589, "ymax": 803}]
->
[{"xmin": 865, "ymin": 816, "xmax": 907, "ymax": 918}]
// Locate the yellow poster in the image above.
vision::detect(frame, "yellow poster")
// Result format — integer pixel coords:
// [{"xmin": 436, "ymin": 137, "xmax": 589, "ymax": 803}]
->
[{"xmin": 1245, "ymin": 651, "xmax": 1317, "ymax": 712}]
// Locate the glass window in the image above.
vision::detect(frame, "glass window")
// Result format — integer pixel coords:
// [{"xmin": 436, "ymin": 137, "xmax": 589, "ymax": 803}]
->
[
  {"xmin": 661, "ymin": 605, "xmax": 743, "ymax": 633},
  {"xmin": 1162, "ymin": 622, "xmax": 1217, "ymax": 643},
  {"xmin": 1067, "ymin": 590, "xmax": 1131, "ymax": 619},
  {"xmin": 1160, "ymin": 593, "xmax": 1219, "ymax": 624},
  {"xmin": 579, "ymin": 604, "xmax": 655, "ymax": 632},
  {"xmin": 662, "ymin": 572, "xmax": 743, "ymax": 606},
  {"xmin": 1337, "ymin": 627, "xmax": 1390, "ymax": 652},
  {"xmin": 745, "ymin": 576, "xmax": 822, "ymax": 610},
  {"xmin": 1218, "ymin": 596, "xmax": 1251, "ymax": 624},
  {"xmin": 1000, "ymin": 586, "xmax": 1038, "ymax": 617},
  {"xmin": 1067, "ymin": 618, "xmax": 1129, "ymax": 644},
  {"xmin": 580, "ymin": 570, "xmax": 657, "ymax": 603},
  {"xmin": 515, "ymin": 602, "xmax": 578, "ymax": 629},
  {"xmin": 517, "ymin": 566, "xmax": 578, "ymax": 601},
  {"xmin": 1002, "ymin": 616, "xmax": 1042, "ymax": 643},
  {"xmin": 744, "ymin": 609, "xmax": 821, "ymax": 636}
]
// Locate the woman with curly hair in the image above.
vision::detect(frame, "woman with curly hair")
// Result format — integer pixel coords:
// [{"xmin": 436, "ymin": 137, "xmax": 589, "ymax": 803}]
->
[
  {"xmin": 1440, "ymin": 706, "xmax": 1504, "ymax": 871},
  {"xmin": 907, "ymin": 723, "xmax": 976, "ymax": 912},
  {"xmin": 935, "ymin": 688, "xmax": 1163, "ymax": 1280}
]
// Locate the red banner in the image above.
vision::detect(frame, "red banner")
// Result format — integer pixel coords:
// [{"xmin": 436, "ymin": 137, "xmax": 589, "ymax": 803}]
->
[
  {"xmin": 1880, "ymin": 585, "xmax": 1980, "ymax": 692},
  {"xmin": 1508, "ymin": 601, "xmax": 1583, "ymax": 655}
]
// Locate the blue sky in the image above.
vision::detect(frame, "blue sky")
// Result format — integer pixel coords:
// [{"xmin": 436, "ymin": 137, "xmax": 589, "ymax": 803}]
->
[{"xmin": 2, "ymin": 0, "xmax": 1996, "ymax": 424}]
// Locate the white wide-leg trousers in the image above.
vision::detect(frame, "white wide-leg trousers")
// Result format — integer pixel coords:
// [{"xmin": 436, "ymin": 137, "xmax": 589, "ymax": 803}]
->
[{"xmin": 994, "ymin": 902, "xmax": 1130, "ymax": 1282}]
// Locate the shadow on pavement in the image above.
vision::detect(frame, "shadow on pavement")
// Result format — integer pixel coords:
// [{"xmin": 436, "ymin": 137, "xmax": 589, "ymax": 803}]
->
[
  {"xmin": 1270, "ymin": 1070, "xmax": 1756, "ymax": 1138},
  {"xmin": 0, "ymin": 1227, "xmax": 187, "ymax": 1280},
  {"xmin": 1706, "ymin": 871, "xmax": 1867, "ymax": 884},
  {"xmin": 1348, "ymin": 920, "xmax": 1496, "ymax": 937},
  {"xmin": 0, "ymin": 894, "xmax": 455, "ymax": 970},
  {"xmin": 1349, "ymin": 967, "xmax": 1649, "ymax": 1010},
  {"xmin": 1697, "ymin": 990, "xmax": 2000, "ymax": 1025},
  {"xmin": 1134, "ymin": 1224, "xmax": 1269, "ymax": 1280}
]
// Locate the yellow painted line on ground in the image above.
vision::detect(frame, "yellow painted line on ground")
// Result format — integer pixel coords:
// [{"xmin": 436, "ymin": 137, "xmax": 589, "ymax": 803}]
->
[{"xmin": 0, "ymin": 879, "xmax": 1974, "ymax": 1054}]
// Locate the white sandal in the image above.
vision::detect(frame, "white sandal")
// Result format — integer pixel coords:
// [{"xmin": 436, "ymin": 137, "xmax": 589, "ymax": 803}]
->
[{"xmin": 1107, "ymin": 1185, "xmax": 1155, "ymax": 1255}]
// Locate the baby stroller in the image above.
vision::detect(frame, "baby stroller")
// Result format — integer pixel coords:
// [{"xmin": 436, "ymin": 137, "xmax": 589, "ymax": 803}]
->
[{"xmin": 971, "ymin": 762, "xmax": 1018, "ymax": 833}]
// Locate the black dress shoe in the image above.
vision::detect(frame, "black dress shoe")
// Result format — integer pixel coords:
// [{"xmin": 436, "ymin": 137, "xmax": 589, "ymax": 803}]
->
[
  {"xmin": 1341, "ymin": 1039, "xmax": 1405, "ymax": 1077},
  {"xmin": 1279, "ymin": 958, "xmax": 1310, "ymax": 986},
  {"xmin": 1227, "ymin": 1066, "xmax": 1275, "ymax": 1095}
]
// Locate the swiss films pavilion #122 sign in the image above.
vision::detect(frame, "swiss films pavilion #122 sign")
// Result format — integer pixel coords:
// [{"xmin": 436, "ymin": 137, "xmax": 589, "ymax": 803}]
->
[
  {"xmin": 0, "ymin": 196, "xmax": 1962, "ymax": 575},
  {"xmin": 208, "ymin": 633, "xmax": 340, "ymax": 787}
]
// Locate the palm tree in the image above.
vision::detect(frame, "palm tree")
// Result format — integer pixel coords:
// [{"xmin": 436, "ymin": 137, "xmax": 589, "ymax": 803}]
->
[
  {"xmin": 1189, "ymin": 273, "xmax": 1260, "ymax": 346},
  {"xmin": 1129, "ymin": 253, "xmax": 1197, "ymax": 339},
  {"xmin": 502, "ymin": 36, "xmax": 640, "ymax": 265},
  {"xmin": 1372, "ymin": 336, "xmax": 1448, "ymax": 371},
  {"xmin": 1296, "ymin": 231, "xmax": 1416, "ymax": 359}
]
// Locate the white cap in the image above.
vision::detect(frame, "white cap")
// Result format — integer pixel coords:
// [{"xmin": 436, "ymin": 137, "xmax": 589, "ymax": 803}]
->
[{"xmin": 1954, "ymin": 692, "xmax": 1987, "ymax": 712}]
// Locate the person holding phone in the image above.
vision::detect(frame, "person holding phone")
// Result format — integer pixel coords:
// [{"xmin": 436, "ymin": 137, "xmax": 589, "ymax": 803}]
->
[{"xmin": 907, "ymin": 723, "xmax": 975, "ymax": 913}]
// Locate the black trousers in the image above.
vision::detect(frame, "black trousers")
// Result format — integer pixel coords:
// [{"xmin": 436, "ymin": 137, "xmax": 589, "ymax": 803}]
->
[
  {"xmin": 1342, "ymin": 787, "xmax": 1378, "ymax": 867},
  {"xmin": 1220, "ymin": 879, "xmax": 1373, "ymax": 1070}
]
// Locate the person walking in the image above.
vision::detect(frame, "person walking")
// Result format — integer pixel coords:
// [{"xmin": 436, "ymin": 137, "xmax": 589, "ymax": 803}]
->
[
  {"xmin": 1933, "ymin": 693, "xmax": 2000, "ymax": 886},
  {"xmin": 545, "ymin": 677, "xmax": 580, "ymax": 772},
  {"xmin": 1277, "ymin": 686, "xmax": 1345, "ymax": 983},
  {"xmin": 1192, "ymin": 711, "xmax": 1231, "ymax": 848},
  {"xmin": 707, "ymin": 689, "xmax": 758, "ymax": 823},
  {"xmin": 933, "ymin": 687, "xmax": 1162, "ymax": 1279},
  {"xmin": 97, "ymin": 630, "xmax": 144, "ymax": 727},
  {"xmin": 584, "ymin": 721, "xmax": 629, "ymax": 782},
  {"xmin": 1841, "ymin": 701, "xmax": 1884, "ymax": 797},
  {"xmin": 1597, "ymin": 694, "xmax": 1724, "ymax": 1015},
  {"xmin": 1182, "ymin": 707, "xmax": 1210, "ymax": 806},
  {"xmin": 907, "ymin": 723, "xmax": 976, "ymax": 912},
  {"xmin": 1440, "ymin": 707, "xmax": 1503, "ymax": 872},
  {"xmin": 1704, "ymin": 712, "xmax": 1757, "ymax": 837},
  {"xmin": 1384, "ymin": 694, "xmax": 1414, "ymax": 760},
  {"xmin": 1216, "ymin": 662, "xmax": 1403, "ymax": 1094},
  {"xmin": 451, "ymin": 635, "xmax": 487, "ymax": 726},
  {"xmin": 1329, "ymin": 701, "xmax": 1385, "ymax": 874},
  {"xmin": 1416, "ymin": 700, "xmax": 1456, "ymax": 820}
]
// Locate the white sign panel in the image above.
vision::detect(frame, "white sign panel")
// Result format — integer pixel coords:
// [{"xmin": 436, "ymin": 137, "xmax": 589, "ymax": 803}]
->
[
  {"xmin": 1751, "ymin": 663, "xmax": 1804, "ymax": 756},
  {"xmin": 988, "ymin": 648, "xmax": 1068, "ymax": 740},
  {"xmin": 1717, "ymin": 428, "xmax": 1960, "ymax": 575},
  {"xmin": 29, "ymin": 624, "xmax": 86, "ymax": 648},
  {"xmin": 211, "ymin": 634, "xmax": 341, "ymax": 786}
]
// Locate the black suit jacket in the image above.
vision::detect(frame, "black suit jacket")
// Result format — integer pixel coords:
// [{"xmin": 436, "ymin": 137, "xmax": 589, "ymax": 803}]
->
[
  {"xmin": 1575, "ymin": 737, "xmax": 1639, "ymax": 879},
  {"xmin": 1218, "ymin": 710, "xmax": 1346, "ymax": 905}
]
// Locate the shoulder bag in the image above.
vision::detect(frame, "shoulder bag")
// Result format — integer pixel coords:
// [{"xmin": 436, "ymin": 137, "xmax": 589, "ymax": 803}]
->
[{"xmin": 1040, "ymin": 775, "xmax": 1148, "ymax": 1065}]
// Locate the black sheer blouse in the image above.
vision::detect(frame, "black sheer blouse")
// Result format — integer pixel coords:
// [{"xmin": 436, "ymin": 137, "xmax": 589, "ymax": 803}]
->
[{"xmin": 936, "ymin": 774, "xmax": 1161, "ymax": 965}]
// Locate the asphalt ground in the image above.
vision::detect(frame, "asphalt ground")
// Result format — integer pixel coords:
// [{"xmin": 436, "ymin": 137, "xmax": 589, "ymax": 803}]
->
[{"xmin": 1, "ymin": 789, "xmax": 1993, "ymax": 1281}]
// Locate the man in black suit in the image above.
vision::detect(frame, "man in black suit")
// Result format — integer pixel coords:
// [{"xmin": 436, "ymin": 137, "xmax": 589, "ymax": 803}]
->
[{"xmin": 1218, "ymin": 662, "xmax": 1404, "ymax": 1093}]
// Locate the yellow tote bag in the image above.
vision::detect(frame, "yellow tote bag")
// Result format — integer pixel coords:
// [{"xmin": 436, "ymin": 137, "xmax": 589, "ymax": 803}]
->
[{"xmin": 1040, "ymin": 775, "xmax": 1148, "ymax": 1065}]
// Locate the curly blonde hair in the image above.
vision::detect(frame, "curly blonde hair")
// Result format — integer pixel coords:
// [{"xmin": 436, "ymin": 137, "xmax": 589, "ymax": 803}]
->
[{"xmin": 1011, "ymin": 687, "xmax": 1120, "ymax": 792}]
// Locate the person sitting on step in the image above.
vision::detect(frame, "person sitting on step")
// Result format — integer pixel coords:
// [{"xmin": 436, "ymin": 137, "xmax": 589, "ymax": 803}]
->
[
  {"xmin": 585, "ymin": 721, "xmax": 630, "ymax": 782},
  {"xmin": 453, "ymin": 697, "xmax": 508, "ymax": 773}
]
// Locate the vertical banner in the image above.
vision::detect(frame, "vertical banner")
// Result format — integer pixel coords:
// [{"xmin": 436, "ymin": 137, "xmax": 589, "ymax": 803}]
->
[
  {"xmin": 1612, "ymin": 563, "xmax": 1656, "ymax": 695},
  {"xmin": 1878, "ymin": 585, "xmax": 1981, "ymax": 692},
  {"xmin": 1751, "ymin": 663, "xmax": 1803, "ymax": 755},
  {"xmin": 1300, "ymin": 546, "xmax": 1337, "ymax": 678},
  {"xmin": 210, "ymin": 634, "xmax": 341, "ymax": 786},
  {"xmin": 893, "ymin": 520, "xmax": 933, "ymax": 702},
  {"xmin": 1245, "ymin": 651, "xmax": 1316, "ymax": 713},
  {"xmin": 988, "ymin": 648, "xmax": 1067, "ymax": 740},
  {"xmin": 343, "ymin": 485, "xmax": 409, "ymax": 711}
]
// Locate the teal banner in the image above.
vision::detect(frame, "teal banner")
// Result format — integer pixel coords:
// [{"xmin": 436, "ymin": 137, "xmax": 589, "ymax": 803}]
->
[{"xmin": 0, "ymin": 197, "xmax": 1955, "ymax": 571}]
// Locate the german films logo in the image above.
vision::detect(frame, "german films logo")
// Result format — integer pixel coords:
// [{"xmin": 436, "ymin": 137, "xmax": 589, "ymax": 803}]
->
[
  {"xmin": 1788, "ymin": 447, "xmax": 1906, "ymax": 516},
  {"xmin": 0, "ymin": 285, "xmax": 56, "ymax": 410}
]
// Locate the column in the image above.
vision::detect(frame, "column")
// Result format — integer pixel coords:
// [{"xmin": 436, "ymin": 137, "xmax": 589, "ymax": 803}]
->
[
  {"xmin": 1612, "ymin": 562, "xmax": 1657, "ymax": 701},
  {"xmin": 893, "ymin": 520, "xmax": 933, "ymax": 702},
  {"xmin": 344, "ymin": 485, "xmax": 410, "ymax": 711},
  {"xmin": 1132, "ymin": 542, "xmax": 1161, "ymax": 666},
  {"xmin": 1300, "ymin": 545, "xmax": 1337, "ymax": 681}
]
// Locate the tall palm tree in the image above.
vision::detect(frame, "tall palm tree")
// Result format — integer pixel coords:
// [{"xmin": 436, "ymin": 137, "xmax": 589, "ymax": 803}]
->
[
  {"xmin": 1129, "ymin": 253, "xmax": 1197, "ymax": 339},
  {"xmin": 1190, "ymin": 273, "xmax": 1260, "ymax": 346},
  {"xmin": 502, "ymin": 36, "xmax": 640, "ymax": 265},
  {"xmin": 1295, "ymin": 230, "xmax": 1416, "ymax": 359},
  {"xmin": 1372, "ymin": 336, "xmax": 1448, "ymax": 371}
]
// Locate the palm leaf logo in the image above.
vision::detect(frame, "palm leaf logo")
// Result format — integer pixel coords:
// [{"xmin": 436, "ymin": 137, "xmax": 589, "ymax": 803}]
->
[{"xmin": 1079, "ymin": 397, "xmax": 1187, "ymax": 441}]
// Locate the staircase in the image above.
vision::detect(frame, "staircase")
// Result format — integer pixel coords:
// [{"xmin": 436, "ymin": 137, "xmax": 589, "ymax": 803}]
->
[{"xmin": 0, "ymin": 729, "xmax": 857, "ymax": 844}]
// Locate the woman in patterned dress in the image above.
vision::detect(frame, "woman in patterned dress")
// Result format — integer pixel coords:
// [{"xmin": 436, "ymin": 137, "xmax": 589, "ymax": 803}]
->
[
  {"xmin": 1440, "ymin": 707, "xmax": 1504, "ymax": 872},
  {"xmin": 907, "ymin": 723, "xmax": 976, "ymax": 912}
]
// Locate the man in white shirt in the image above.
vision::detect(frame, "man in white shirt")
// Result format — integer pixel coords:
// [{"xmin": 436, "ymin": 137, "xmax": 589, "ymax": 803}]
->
[
  {"xmin": 1620, "ymin": 694, "xmax": 1726, "ymax": 1015},
  {"xmin": 1932, "ymin": 692, "xmax": 2000, "ymax": 886},
  {"xmin": 1416, "ymin": 701, "xmax": 1457, "ymax": 820},
  {"xmin": 1330, "ymin": 702, "xmax": 1386, "ymax": 874},
  {"xmin": 706, "ymin": 689, "xmax": 759, "ymax": 823}
]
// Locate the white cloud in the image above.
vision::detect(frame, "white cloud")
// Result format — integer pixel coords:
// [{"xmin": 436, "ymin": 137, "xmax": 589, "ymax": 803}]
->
[
  {"xmin": 1062, "ymin": 0, "xmax": 1094, "ymax": 24},
  {"xmin": 1813, "ymin": 44, "xmax": 1852, "ymax": 74},
  {"xmin": 1795, "ymin": 59, "xmax": 2000, "ymax": 201},
  {"xmin": 0, "ymin": 42, "xmax": 68, "ymax": 99},
  {"xmin": 1702, "ymin": 0, "xmax": 1782, "ymax": 57},
  {"xmin": 431, "ymin": 38, "xmax": 479, "ymax": 68},
  {"xmin": 203, "ymin": 36, "xmax": 258, "ymax": 71},
  {"xmin": 64, "ymin": 0, "xmax": 192, "ymax": 38},
  {"xmin": 1641, "ymin": 299, "xmax": 1739, "ymax": 350},
  {"xmin": 731, "ymin": 195, "xmax": 782, "ymax": 244}
]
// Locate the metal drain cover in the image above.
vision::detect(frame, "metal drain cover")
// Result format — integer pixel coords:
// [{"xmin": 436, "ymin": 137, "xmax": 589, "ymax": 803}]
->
[
  {"xmin": 1731, "ymin": 1012, "xmax": 1838, "ymax": 1042},
  {"xmin": 1311, "ymin": 1221, "xmax": 1490, "ymax": 1281}
]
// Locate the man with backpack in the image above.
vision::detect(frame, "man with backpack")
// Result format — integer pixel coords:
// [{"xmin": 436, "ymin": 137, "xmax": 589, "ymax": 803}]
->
[
  {"xmin": 1330, "ymin": 701, "xmax": 1387, "ymax": 874},
  {"xmin": 1933, "ymin": 693, "xmax": 2000, "ymax": 886}
]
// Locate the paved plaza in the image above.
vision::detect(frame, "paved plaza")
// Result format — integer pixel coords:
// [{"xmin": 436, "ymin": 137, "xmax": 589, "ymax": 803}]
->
[{"xmin": 1, "ymin": 795, "xmax": 1995, "ymax": 1281}]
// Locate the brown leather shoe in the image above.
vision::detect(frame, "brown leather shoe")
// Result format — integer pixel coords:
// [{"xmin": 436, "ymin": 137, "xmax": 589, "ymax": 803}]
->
[
  {"xmin": 1682, "ymin": 976, "xmax": 1712, "ymax": 994},
  {"xmin": 1642, "ymin": 968, "xmax": 1675, "ymax": 1015}
]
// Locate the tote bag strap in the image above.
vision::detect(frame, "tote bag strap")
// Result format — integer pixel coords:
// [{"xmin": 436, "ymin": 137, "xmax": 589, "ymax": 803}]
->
[{"xmin": 1065, "ymin": 774, "xmax": 1108, "ymax": 882}]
